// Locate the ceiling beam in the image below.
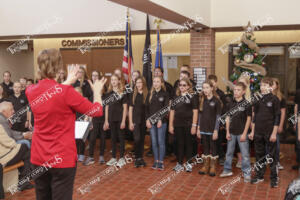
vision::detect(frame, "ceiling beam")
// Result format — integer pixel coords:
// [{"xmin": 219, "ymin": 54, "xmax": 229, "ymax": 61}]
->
[{"xmin": 108, "ymin": 0, "xmax": 207, "ymax": 29}]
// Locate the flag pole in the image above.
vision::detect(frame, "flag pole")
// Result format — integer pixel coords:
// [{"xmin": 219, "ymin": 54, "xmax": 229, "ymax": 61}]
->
[
  {"xmin": 154, "ymin": 18, "xmax": 162, "ymax": 68},
  {"xmin": 127, "ymin": 7, "xmax": 131, "ymax": 82}
]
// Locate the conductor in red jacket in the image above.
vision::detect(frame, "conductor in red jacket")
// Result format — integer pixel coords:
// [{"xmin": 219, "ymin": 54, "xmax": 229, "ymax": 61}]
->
[{"xmin": 25, "ymin": 48, "xmax": 106, "ymax": 200}]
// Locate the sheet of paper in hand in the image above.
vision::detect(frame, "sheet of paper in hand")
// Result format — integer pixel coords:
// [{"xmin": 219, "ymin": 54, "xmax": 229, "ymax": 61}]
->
[{"xmin": 75, "ymin": 121, "xmax": 91, "ymax": 141}]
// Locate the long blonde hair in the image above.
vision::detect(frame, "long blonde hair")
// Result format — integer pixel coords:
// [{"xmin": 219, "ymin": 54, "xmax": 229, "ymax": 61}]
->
[
  {"xmin": 132, "ymin": 76, "xmax": 148, "ymax": 105},
  {"xmin": 238, "ymin": 76, "xmax": 251, "ymax": 102},
  {"xmin": 149, "ymin": 76, "xmax": 166, "ymax": 102},
  {"xmin": 131, "ymin": 70, "xmax": 141, "ymax": 88},
  {"xmin": 37, "ymin": 48, "xmax": 63, "ymax": 80},
  {"xmin": 108, "ymin": 74, "xmax": 125, "ymax": 94},
  {"xmin": 199, "ymin": 80, "xmax": 221, "ymax": 112},
  {"xmin": 272, "ymin": 77, "xmax": 283, "ymax": 101},
  {"xmin": 176, "ymin": 78, "xmax": 193, "ymax": 96},
  {"xmin": 78, "ymin": 66, "xmax": 89, "ymax": 87}
]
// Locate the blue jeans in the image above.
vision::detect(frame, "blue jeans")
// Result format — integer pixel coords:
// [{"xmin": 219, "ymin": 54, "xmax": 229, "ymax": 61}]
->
[
  {"xmin": 150, "ymin": 123, "xmax": 167, "ymax": 162},
  {"xmin": 17, "ymin": 139, "xmax": 31, "ymax": 149},
  {"xmin": 224, "ymin": 134, "xmax": 251, "ymax": 176}
]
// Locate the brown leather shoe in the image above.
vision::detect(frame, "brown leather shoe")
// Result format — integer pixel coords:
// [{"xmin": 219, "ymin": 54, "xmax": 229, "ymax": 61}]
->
[{"xmin": 198, "ymin": 155, "xmax": 210, "ymax": 175}]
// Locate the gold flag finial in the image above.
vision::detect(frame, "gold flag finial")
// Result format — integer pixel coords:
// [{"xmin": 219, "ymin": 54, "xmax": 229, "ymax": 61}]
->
[{"xmin": 154, "ymin": 18, "xmax": 162, "ymax": 29}]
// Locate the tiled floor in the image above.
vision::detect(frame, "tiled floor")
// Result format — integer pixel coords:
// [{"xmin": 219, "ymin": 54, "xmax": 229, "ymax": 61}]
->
[{"xmin": 6, "ymin": 143, "xmax": 299, "ymax": 200}]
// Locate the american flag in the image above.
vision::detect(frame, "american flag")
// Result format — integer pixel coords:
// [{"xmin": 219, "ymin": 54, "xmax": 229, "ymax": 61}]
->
[{"xmin": 122, "ymin": 11, "xmax": 134, "ymax": 82}]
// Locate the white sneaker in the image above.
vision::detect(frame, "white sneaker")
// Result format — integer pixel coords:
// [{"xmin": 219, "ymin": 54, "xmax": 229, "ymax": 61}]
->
[
  {"xmin": 117, "ymin": 158, "xmax": 126, "ymax": 167},
  {"xmin": 277, "ymin": 162, "xmax": 284, "ymax": 170},
  {"xmin": 244, "ymin": 175, "xmax": 251, "ymax": 183},
  {"xmin": 220, "ymin": 171, "xmax": 233, "ymax": 177},
  {"xmin": 106, "ymin": 158, "xmax": 117, "ymax": 166},
  {"xmin": 236, "ymin": 161, "xmax": 242, "ymax": 168}
]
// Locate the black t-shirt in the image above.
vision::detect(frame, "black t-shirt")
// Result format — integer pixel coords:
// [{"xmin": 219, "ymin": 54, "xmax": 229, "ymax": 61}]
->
[
  {"xmin": 295, "ymin": 89, "xmax": 300, "ymax": 112},
  {"xmin": 199, "ymin": 96, "xmax": 221, "ymax": 133},
  {"xmin": 1, "ymin": 82, "xmax": 14, "ymax": 97},
  {"xmin": 0, "ymin": 97, "xmax": 8, "ymax": 103},
  {"xmin": 72, "ymin": 80, "xmax": 93, "ymax": 101},
  {"xmin": 145, "ymin": 89, "xmax": 169, "ymax": 124},
  {"xmin": 92, "ymin": 93, "xmax": 106, "ymax": 123},
  {"xmin": 227, "ymin": 98, "xmax": 252, "ymax": 135},
  {"xmin": 8, "ymin": 93, "xmax": 28, "ymax": 131},
  {"xmin": 280, "ymin": 97, "xmax": 286, "ymax": 109},
  {"xmin": 164, "ymin": 81, "xmax": 174, "ymax": 100},
  {"xmin": 106, "ymin": 91, "xmax": 127, "ymax": 122},
  {"xmin": 129, "ymin": 92, "xmax": 146, "ymax": 124},
  {"xmin": 253, "ymin": 93, "xmax": 281, "ymax": 134},
  {"xmin": 171, "ymin": 94, "xmax": 199, "ymax": 127},
  {"xmin": 216, "ymin": 88, "xmax": 226, "ymax": 111}
]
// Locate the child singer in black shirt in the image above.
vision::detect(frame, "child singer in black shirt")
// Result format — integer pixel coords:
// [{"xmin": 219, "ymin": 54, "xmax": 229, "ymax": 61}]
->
[
  {"xmin": 197, "ymin": 81, "xmax": 222, "ymax": 176},
  {"xmin": 249, "ymin": 77, "xmax": 281, "ymax": 188}
]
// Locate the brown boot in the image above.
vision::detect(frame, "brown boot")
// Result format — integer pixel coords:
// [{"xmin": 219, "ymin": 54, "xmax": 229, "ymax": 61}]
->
[
  {"xmin": 198, "ymin": 155, "xmax": 210, "ymax": 175},
  {"xmin": 209, "ymin": 156, "xmax": 218, "ymax": 176}
]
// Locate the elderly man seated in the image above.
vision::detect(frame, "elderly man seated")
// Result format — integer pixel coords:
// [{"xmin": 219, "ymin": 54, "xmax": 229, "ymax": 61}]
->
[
  {"xmin": 0, "ymin": 102, "xmax": 33, "ymax": 192},
  {"xmin": 0, "ymin": 101, "xmax": 32, "ymax": 148}
]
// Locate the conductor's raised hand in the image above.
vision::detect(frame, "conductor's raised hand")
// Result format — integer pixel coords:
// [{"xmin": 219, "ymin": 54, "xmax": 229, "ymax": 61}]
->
[
  {"xmin": 93, "ymin": 77, "xmax": 107, "ymax": 95},
  {"xmin": 63, "ymin": 64, "xmax": 80, "ymax": 85}
]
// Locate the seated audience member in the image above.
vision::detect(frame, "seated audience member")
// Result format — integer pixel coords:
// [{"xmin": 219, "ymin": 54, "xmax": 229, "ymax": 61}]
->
[
  {"xmin": 0, "ymin": 101, "xmax": 33, "ymax": 191},
  {"xmin": 0, "ymin": 102, "xmax": 32, "ymax": 148},
  {"xmin": 8, "ymin": 82, "xmax": 29, "ymax": 132}
]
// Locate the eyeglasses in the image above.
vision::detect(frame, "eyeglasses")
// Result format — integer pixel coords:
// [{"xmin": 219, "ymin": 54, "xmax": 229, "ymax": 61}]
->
[{"xmin": 179, "ymin": 84, "xmax": 187, "ymax": 87}]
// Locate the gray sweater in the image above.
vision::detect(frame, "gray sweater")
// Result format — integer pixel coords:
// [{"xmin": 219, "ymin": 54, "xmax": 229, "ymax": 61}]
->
[{"xmin": 0, "ymin": 113, "xmax": 24, "ymax": 141}]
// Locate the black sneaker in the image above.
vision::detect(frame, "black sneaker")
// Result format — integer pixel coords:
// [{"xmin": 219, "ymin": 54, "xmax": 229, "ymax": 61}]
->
[
  {"xmin": 134, "ymin": 159, "xmax": 141, "ymax": 168},
  {"xmin": 146, "ymin": 150, "xmax": 153, "ymax": 157},
  {"xmin": 140, "ymin": 159, "xmax": 146, "ymax": 167},
  {"xmin": 292, "ymin": 164, "xmax": 299, "ymax": 170},
  {"xmin": 18, "ymin": 182, "xmax": 34, "ymax": 191},
  {"xmin": 152, "ymin": 162, "xmax": 158, "ymax": 169},
  {"xmin": 251, "ymin": 177, "xmax": 264, "ymax": 184},
  {"xmin": 219, "ymin": 157, "xmax": 225, "ymax": 166},
  {"xmin": 271, "ymin": 180, "xmax": 278, "ymax": 188},
  {"xmin": 157, "ymin": 162, "xmax": 164, "ymax": 171}
]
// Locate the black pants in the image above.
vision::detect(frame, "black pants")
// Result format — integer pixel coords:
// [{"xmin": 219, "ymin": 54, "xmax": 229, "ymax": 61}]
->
[
  {"xmin": 254, "ymin": 133, "xmax": 277, "ymax": 181},
  {"xmin": 89, "ymin": 121, "xmax": 106, "ymax": 157},
  {"xmin": 0, "ymin": 164, "xmax": 4, "ymax": 199},
  {"xmin": 75, "ymin": 139, "xmax": 85, "ymax": 155},
  {"xmin": 217, "ymin": 128, "xmax": 226, "ymax": 159},
  {"xmin": 34, "ymin": 165, "xmax": 76, "ymax": 200},
  {"xmin": 202, "ymin": 134, "xmax": 217, "ymax": 157},
  {"xmin": 7, "ymin": 144, "xmax": 31, "ymax": 180},
  {"xmin": 133, "ymin": 123, "xmax": 146, "ymax": 159},
  {"xmin": 111, "ymin": 121, "xmax": 125, "ymax": 158},
  {"xmin": 175, "ymin": 127, "xmax": 193, "ymax": 164}
]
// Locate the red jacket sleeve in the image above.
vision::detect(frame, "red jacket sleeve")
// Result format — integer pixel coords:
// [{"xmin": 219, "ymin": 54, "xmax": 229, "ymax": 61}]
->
[{"xmin": 64, "ymin": 86, "xmax": 103, "ymax": 117}]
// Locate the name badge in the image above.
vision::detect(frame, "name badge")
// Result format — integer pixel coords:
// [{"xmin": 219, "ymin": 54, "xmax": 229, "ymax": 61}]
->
[
  {"xmin": 209, "ymin": 101, "xmax": 215, "ymax": 107},
  {"xmin": 158, "ymin": 97, "xmax": 164, "ymax": 102},
  {"xmin": 267, "ymin": 102, "xmax": 273, "ymax": 107},
  {"xmin": 20, "ymin": 99, "xmax": 25, "ymax": 104}
]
